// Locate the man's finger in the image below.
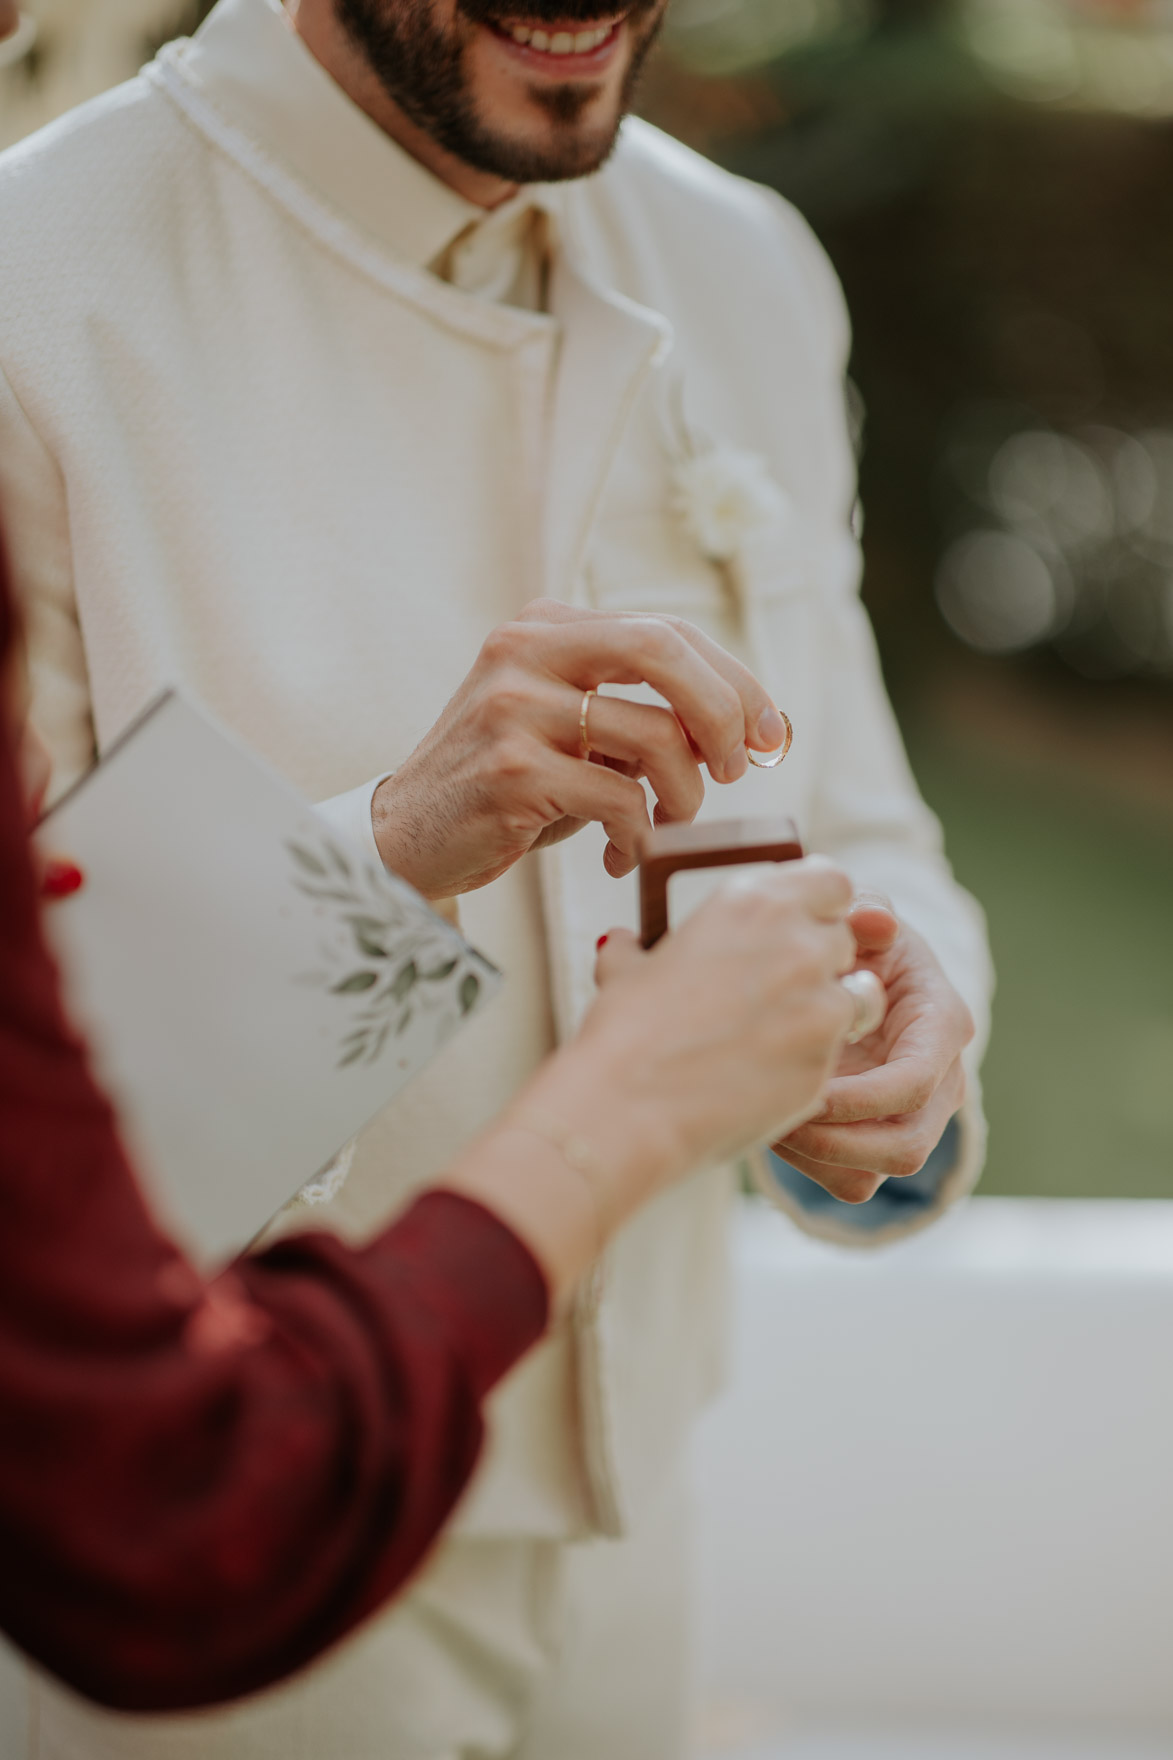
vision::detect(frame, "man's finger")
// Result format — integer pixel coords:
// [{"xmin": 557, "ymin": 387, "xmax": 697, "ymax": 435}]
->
[
  {"xmin": 814, "ymin": 1051, "xmax": 957, "ymax": 1125},
  {"xmin": 769, "ymin": 1145, "xmax": 889, "ymax": 1206},
  {"xmin": 541, "ymin": 750, "xmax": 653, "ymax": 875},
  {"xmin": 516, "ymin": 601, "xmax": 787, "ymax": 771},
  {"xmin": 777, "ymin": 1111, "xmax": 944, "ymax": 1180},
  {"xmin": 567, "ymin": 694, "xmax": 704, "ymax": 825},
  {"xmin": 660, "ymin": 616, "xmax": 789, "ymax": 755},
  {"xmin": 528, "ymin": 616, "xmax": 749, "ymax": 783},
  {"xmin": 514, "ymin": 597, "xmax": 585, "ymax": 627}
]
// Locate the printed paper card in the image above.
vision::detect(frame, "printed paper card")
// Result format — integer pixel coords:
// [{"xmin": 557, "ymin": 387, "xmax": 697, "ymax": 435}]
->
[{"xmin": 37, "ymin": 692, "xmax": 500, "ymax": 1265}]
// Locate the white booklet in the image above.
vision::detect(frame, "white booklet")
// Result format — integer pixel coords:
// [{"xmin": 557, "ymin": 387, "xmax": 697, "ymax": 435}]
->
[{"xmin": 36, "ymin": 693, "xmax": 500, "ymax": 1266}]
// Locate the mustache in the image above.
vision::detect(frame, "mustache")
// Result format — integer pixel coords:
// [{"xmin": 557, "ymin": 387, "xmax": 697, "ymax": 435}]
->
[{"xmin": 457, "ymin": 0, "xmax": 658, "ymax": 27}]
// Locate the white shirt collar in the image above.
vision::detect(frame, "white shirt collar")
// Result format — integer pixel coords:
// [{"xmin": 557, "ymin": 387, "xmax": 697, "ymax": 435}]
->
[{"xmin": 179, "ymin": 0, "xmax": 560, "ymax": 274}]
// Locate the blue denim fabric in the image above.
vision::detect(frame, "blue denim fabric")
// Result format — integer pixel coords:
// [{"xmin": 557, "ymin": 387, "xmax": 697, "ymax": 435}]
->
[{"xmin": 761, "ymin": 1113, "xmax": 963, "ymax": 1233}]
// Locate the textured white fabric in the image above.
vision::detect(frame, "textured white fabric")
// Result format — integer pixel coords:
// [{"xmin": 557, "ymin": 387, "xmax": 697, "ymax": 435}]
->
[
  {"xmin": 314, "ymin": 772, "xmax": 391, "ymax": 866},
  {"xmin": 0, "ymin": 0, "xmax": 993, "ymax": 1747}
]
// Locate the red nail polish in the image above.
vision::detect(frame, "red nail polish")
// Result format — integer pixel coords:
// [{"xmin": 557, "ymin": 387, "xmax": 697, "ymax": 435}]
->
[
  {"xmin": 596, "ymin": 934, "xmax": 609, "ymax": 952},
  {"xmin": 43, "ymin": 860, "xmax": 84, "ymax": 899}
]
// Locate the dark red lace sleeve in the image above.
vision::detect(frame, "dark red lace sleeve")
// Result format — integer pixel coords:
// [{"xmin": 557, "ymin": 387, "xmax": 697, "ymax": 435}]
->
[{"xmin": 0, "ymin": 556, "xmax": 548, "ymax": 1712}]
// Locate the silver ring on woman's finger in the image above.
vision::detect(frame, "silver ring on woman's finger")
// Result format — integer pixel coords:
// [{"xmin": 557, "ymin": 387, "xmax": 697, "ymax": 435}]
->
[
  {"xmin": 840, "ymin": 969, "xmax": 887, "ymax": 1044},
  {"xmin": 579, "ymin": 688, "xmax": 597, "ymax": 760}
]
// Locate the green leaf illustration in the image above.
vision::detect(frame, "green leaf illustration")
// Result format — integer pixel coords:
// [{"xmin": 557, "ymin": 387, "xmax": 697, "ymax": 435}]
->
[
  {"xmin": 339, "ymin": 1039, "xmax": 369, "ymax": 1067},
  {"xmin": 459, "ymin": 972, "xmax": 481, "ymax": 1014},
  {"xmin": 354, "ymin": 932, "xmax": 388, "ymax": 960},
  {"xmin": 348, "ymin": 914, "xmax": 389, "ymax": 939},
  {"xmin": 367, "ymin": 1022, "xmax": 391, "ymax": 1062},
  {"xmin": 396, "ymin": 1007, "xmax": 414, "ymax": 1035},
  {"xmin": 296, "ymin": 883, "xmax": 361, "ymax": 905},
  {"xmin": 326, "ymin": 841, "xmax": 352, "ymax": 878},
  {"xmin": 289, "ymin": 842, "xmax": 329, "ymax": 878},
  {"xmin": 422, "ymin": 958, "xmax": 458, "ymax": 982},
  {"xmin": 391, "ymin": 961, "xmax": 418, "ymax": 1001},
  {"xmin": 333, "ymin": 971, "xmax": 379, "ymax": 994}
]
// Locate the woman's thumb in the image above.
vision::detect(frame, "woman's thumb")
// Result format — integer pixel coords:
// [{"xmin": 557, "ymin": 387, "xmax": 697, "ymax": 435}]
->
[{"xmin": 594, "ymin": 927, "xmax": 644, "ymax": 986}]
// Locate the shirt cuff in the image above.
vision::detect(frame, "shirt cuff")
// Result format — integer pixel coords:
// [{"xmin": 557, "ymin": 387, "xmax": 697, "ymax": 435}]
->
[
  {"xmin": 367, "ymin": 1190, "xmax": 551, "ymax": 1398},
  {"xmin": 314, "ymin": 775, "xmax": 392, "ymax": 868},
  {"xmin": 750, "ymin": 1112, "xmax": 967, "ymax": 1245}
]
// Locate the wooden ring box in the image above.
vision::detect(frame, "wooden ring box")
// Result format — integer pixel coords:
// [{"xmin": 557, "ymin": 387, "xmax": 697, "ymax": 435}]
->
[{"xmin": 636, "ymin": 817, "xmax": 804, "ymax": 948}]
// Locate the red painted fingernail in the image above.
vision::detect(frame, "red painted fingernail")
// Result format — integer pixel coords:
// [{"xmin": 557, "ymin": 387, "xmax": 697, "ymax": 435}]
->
[
  {"xmin": 43, "ymin": 860, "xmax": 84, "ymax": 899},
  {"xmin": 596, "ymin": 934, "xmax": 609, "ymax": 951}
]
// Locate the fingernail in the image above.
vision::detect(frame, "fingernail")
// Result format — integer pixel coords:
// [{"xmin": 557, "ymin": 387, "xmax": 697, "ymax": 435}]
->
[
  {"xmin": 596, "ymin": 933, "xmax": 609, "ymax": 952},
  {"xmin": 757, "ymin": 706, "xmax": 787, "ymax": 748},
  {"xmin": 43, "ymin": 860, "xmax": 84, "ymax": 899},
  {"xmin": 852, "ymin": 890, "xmax": 896, "ymax": 914}
]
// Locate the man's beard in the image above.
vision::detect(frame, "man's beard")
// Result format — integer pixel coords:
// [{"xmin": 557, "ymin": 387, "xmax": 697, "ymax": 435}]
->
[{"xmin": 336, "ymin": 0, "xmax": 665, "ymax": 184}]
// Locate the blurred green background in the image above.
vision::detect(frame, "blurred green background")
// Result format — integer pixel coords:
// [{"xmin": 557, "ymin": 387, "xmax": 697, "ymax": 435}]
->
[
  {"xmin": 640, "ymin": 0, "xmax": 1173, "ymax": 1198},
  {"xmin": 5, "ymin": 0, "xmax": 1173, "ymax": 1196}
]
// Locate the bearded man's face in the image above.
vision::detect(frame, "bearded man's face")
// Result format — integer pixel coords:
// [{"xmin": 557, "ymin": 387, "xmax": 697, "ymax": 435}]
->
[{"xmin": 335, "ymin": 0, "xmax": 667, "ymax": 184}]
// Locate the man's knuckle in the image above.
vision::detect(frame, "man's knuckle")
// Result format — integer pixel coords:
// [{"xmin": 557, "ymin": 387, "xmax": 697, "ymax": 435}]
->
[
  {"xmin": 483, "ymin": 674, "xmax": 533, "ymax": 729},
  {"xmin": 891, "ymin": 1140, "xmax": 930, "ymax": 1180},
  {"xmin": 493, "ymin": 736, "xmax": 537, "ymax": 784},
  {"xmin": 835, "ymin": 1174, "xmax": 883, "ymax": 1206},
  {"xmin": 905, "ymin": 1073, "xmax": 936, "ymax": 1115},
  {"xmin": 479, "ymin": 623, "xmax": 522, "ymax": 670},
  {"xmin": 634, "ymin": 618, "xmax": 679, "ymax": 665},
  {"xmin": 648, "ymin": 713, "xmax": 684, "ymax": 757},
  {"xmin": 798, "ymin": 1125, "xmax": 836, "ymax": 1163}
]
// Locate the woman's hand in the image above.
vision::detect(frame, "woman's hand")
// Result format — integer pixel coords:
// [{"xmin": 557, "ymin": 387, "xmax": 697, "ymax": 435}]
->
[
  {"xmin": 510, "ymin": 857, "xmax": 857, "ymax": 1210},
  {"xmin": 370, "ymin": 599, "xmax": 789, "ymax": 900},
  {"xmin": 13, "ymin": 719, "xmax": 84, "ymax": 898},
  {"xmin": 445, "ymin": 858, "xmax": 857, "ymax": 1299}
]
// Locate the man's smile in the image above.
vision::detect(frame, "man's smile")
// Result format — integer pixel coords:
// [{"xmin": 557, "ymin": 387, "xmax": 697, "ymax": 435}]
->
[{"xmin": 484, "ymin": 12, "xmax": 629, "ymax": 74}]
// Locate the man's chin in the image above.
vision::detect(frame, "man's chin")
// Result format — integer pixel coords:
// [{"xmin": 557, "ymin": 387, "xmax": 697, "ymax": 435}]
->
[{"xmin": 453, "ymin": 103, "xmax": 626, "ymax": 183}]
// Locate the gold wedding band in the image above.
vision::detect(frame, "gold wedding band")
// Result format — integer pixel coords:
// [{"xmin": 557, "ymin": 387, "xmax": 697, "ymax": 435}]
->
[
  {"xmin": 841, "ymin": 969, "xmax": 888, "ymax": 1045},
  {"xmin": 746, "ymin": 709, "xmax": 794, "ymax": 770},
  {"xmin": 579, "ymin": 688, "xmax": 597, "ymax": 760}
]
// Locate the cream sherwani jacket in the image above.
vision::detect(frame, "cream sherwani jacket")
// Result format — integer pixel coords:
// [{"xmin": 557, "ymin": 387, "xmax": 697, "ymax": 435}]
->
[{"xmin": 0, "ymin": 0, "xmax": 991, "ymax": 1554}]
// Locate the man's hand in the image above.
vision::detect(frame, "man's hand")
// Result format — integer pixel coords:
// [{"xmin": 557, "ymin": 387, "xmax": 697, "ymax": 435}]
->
[
  {"xmin": 771, "ymin": 896, "xmax": 974, "ymax": 1205},
  {"xmin": 371, "ymin": 598, "xmax": 788, "ymax": 900},
  {"xmin": 0, "ymin": 3, "xmax": 20, "ymax": 43}
]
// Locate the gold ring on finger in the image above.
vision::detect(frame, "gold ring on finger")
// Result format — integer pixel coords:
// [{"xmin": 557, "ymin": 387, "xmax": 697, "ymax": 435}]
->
[
  {"xmin": 746, "ymin": 709, "xmax": 794, "ymax": 770},
  {"xmin": 579, "ymin": 688, "xmax": 597, "ymax": 760}
]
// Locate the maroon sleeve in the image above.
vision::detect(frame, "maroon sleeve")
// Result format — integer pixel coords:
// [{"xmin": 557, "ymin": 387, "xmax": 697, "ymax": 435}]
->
[{"xmin": 0, "ymin": 566, "xmax": 549, "ymax": 1711}]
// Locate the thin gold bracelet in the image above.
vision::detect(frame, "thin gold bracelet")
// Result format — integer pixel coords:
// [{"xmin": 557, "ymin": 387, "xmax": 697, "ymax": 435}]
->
[{"xmin": 506, "ymin": 1118, "xmax": 612, "ymax": 1265}]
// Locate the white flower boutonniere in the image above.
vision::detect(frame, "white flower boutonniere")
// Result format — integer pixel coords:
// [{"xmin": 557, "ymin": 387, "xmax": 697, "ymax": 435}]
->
[{"xmin": 673, "ymin": 441, "xmax": 791, "ymax": 564}]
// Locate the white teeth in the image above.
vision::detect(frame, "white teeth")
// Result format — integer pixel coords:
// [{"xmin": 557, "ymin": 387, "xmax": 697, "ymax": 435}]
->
[{"xmin": 504, "ymin": 19, "xmax": 615, "ymax": 52}]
